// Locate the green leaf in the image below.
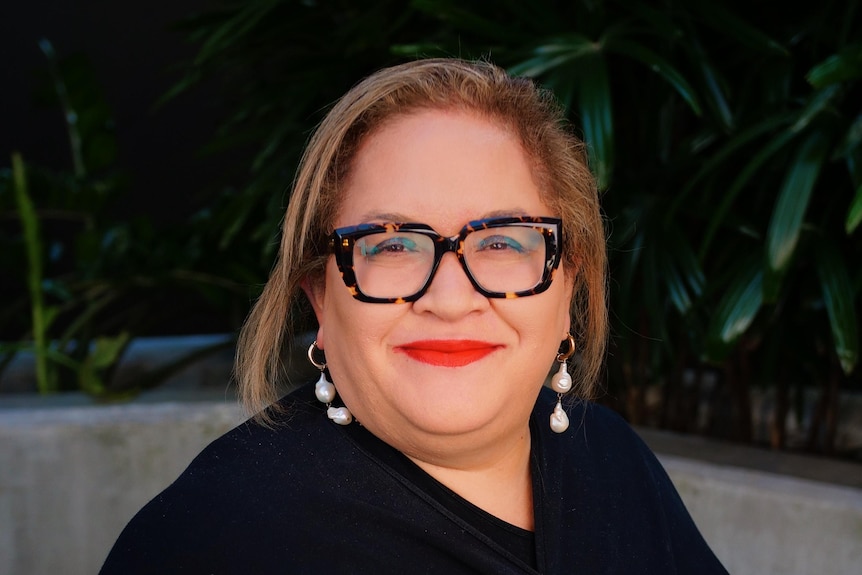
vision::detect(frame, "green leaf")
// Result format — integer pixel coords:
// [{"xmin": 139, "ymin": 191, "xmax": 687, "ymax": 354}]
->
[
  {"xmin": 507, "ymin": 35, "xmax": 596, "ymax": 77},
  {"xmin": 625, "ymin": 2, "xmax": 683, "ymax": 41},
  {"xmin": 849, "ymin": 148, "xmax": 862, "ymax": 188},
  {"xmin": 668, "ymin": 113, "xmax": 795, "ymax": 222},
  {"xmin": 609, "ymin": 208, "xmax": 646, "ymax": 325},
  {"xmin": 88, "ymin": 332, "xmax": 131, "ymax": 370},
  {"xmin": 659, "ymin": 228, "xmax": 705, "ymax": 315},
  {"xmin": 194, "ymin": 0, "xmax": 281, "ymax": 66},
  {"xmin": 155, "ymin": 70, "xmax": 202, "ymax": 109},
  {"xmin": 58, "ymin": 291, "xmax": 116, "ymax": 351},
  {"xmin": 603, "ymin": 36, "xmax": 702, "ymax": 116},
  {"xmin": 789, "ymin": 85, "xmax": 841, "ymax": 133},
  {"xmin": 663, "ymin": 256, "xmax": 694, "ymax": 315},
  {"xmin": 765, "ymin": 132, "xmax": 829, "ymax": 274},
  {"xmin": 576, "ymin": 54, "xmax": 614, "ymax": 190},
  {"xmin": 642, "ymin": 242, "xmax": 673, "ymax": 357},
  {"xmin": 390, "ymin": 43, "xmax": 446, "ymax": 57},
  {"xmin": 706, "ymin": 260, "xmax": 763, "ymax": 361},
  {"xmin": 832, "ymin": 113, "xmax": 862, "ymax": 161},
  {"xmin": 78, "ymin": 332, "xmax": 131, "ymax": 394},
  {"xmin": 410, "ymin": 0, "xmax": 526, "ymax": 41},
  {"xmin": 847, "ymin": 183, "xmax": 862, "ymax": 234},
  {"xmin": 698, "ymin": 128, "xmax": 797, "ymax": 260},
  {"xmin": 542, "ymin": 66, "xmax": 577, "ymax": 113},
  {"xmin": 697, "ymin": 50, "xmax": 733, "ymax": 131},
  {"xmin": 43, "ymin": 347, "xmax": 81, "ymax": 371},
  {"xmin": 519, "ymin": 51, "xmax": 609, "ymax": 183},
  {"xmin": 806, "ymin": 45, "xmax": 862, "ymax": 89},
  {"xmin": 43, "ymin": 305, "xmax": 60, "ymax": 333},
  {"xmin": 815, "ymin": 239, "xmax": 859, "ymax": 374},
  {"xmin": 691, "ymin": 2, "xmax": 787, "ymax": 56}
]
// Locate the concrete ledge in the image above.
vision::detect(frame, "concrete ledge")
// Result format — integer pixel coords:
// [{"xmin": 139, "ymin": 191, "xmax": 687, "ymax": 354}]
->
[
  {"xmin": 0, "ymin": 395, "xmax": 245, "ymax": 575},
  {"xmin": 2, "ymin": 397, "xmax": 861, "ymax": 575},
  {"xmin": 635, "ymin": 427, "xmax": 862, "ymax": 574},
  {"xmin": 658, "ymin": 455, "xmax": 862, "ymax": 574}
]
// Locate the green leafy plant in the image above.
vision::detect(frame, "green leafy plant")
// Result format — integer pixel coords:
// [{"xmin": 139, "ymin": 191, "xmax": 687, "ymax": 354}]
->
[{"xmin": 1, "ymin": 40, "xmax": 242, "ymax": 395}]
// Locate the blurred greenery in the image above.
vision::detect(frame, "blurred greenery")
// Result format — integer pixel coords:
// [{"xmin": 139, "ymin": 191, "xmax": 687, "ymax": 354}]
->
[
  {"xmin": 3, "ymin": 1, "xmax": 860, "ymax": 456},
  {"xmin": 0, "ymin": 39, "xmax": 243, "ymax": 395}
]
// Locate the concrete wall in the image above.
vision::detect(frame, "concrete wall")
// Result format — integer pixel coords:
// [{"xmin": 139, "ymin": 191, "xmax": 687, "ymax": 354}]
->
[
  {"xmin": 662, "ymin": 456, "xmax": 862, "ymax": 574},
  {"xmin": 0, "ymin": 394, "xmax": 244, "ymax": 575},
  {"xmin": 2, "ymin": 395, "xmax": 861, "ymax": 575}
]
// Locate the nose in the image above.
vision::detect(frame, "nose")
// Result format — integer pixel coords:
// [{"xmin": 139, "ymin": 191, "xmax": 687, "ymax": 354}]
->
[{"xmin": 411, "ymin": 252, "xmax": 489, "ymax": 318}]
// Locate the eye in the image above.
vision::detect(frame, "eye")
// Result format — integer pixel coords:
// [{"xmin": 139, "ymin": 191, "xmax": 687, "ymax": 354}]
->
[
  {"xmin": 361, "ymin": 235, "xmax": 419, "ymax": 257},
  {"xmin": 477, "ymin": 234, "xmax": 525, "ymax": 253}
]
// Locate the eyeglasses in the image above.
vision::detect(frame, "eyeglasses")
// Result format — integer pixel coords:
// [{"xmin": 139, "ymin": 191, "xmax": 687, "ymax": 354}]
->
[{"xmin": 328, "ymin": 216, "xmax": 562, "ymax": 303}]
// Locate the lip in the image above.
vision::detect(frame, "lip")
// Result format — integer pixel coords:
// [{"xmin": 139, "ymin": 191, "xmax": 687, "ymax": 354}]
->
[{"xmin": 394, "ymin": 339, "xmax": 503, "ymax": 367}]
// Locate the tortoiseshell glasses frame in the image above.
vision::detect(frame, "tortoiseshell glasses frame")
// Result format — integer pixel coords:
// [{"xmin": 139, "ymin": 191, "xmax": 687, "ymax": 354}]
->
[{"xmin": 328, "ymin": 216, "xmax": 563, "ymax": 304}]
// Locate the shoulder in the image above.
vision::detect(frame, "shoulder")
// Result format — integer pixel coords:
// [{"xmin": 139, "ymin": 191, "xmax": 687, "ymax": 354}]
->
[
  {"xmin": 101, "ymin": 384, "xmax": 339, "ymax": 573},
  {"xmin": 535, "ymin": 386, "xmax": 650, "ymax": 460},
  {"xmin": 535, "ymin": 386, "xmax": 680, "ymax": 500},
  {"xmin": 150, "ymin": 384, "xmax": 330, "ymax": 491},
  {"xmin": 160, "ymin": 382, "xmax": 339, "ymax": 494},
  {"xmin": 532, "ymin": 387, "xmax": 728, "ymax": 574}
]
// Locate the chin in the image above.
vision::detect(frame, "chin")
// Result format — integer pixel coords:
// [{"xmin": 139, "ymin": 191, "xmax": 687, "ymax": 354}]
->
[{"xmin": 400, "ymin": 390, "xmax": 518, "ymax": 436}]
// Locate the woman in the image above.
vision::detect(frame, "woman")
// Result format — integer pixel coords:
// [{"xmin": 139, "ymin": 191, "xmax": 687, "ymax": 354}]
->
[{"xmin": 101, "ymin": 59, "xmax": 727, "ymax": 574}]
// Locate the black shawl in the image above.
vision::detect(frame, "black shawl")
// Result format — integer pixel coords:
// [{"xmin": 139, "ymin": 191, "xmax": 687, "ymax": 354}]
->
[{"xmin": 101, "ymin": 385, "xmax": 728, "ymax": 574}]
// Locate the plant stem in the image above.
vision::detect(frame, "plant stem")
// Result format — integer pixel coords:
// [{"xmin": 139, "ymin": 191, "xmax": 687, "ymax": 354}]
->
[{"xmin": 12, "ymin": 153, "xmax": 54, "ymax": 393}]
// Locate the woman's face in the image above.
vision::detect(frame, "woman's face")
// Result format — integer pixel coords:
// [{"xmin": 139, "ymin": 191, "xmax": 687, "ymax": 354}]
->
[{"xmin": 305, "ymin": 108, "xmax": 573, "ymax": 456}]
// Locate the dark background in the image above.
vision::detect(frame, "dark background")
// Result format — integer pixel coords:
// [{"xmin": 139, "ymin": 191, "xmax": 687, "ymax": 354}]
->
[{"xmin": 2, "ymin": 0, "xmax": 226, "ymax": 223}]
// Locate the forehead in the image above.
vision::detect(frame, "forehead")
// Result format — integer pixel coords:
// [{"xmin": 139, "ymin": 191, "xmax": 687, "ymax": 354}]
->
[{"xmin": 335, "ymin": 109, "xmax": 552, "ymax": 232}]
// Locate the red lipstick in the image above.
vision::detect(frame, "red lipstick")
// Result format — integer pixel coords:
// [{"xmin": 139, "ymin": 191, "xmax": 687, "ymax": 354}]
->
[{"xmin": 395, "ymin": 340, "xmax": 501, "ymax": 367}]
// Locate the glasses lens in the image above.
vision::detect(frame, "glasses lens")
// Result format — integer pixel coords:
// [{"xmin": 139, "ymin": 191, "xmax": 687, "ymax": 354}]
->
[
  {"xmin": 463, "ymin": 225, "xmax": 548, "ymax": 293},
  {"xmin": 353, "ymin": 232, "xmax": 435, "ymax": 298},
  {"xmin": 347, "ymin": 223, "xmax": 554, "ymax": 300}
]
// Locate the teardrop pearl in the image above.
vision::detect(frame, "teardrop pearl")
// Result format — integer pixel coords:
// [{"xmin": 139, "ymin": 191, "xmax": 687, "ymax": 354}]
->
[
  {"xmin": 327, "ymin": 406, "xmax": 353, "ymax": 426},
  {"xmin": 551, "ymin": 361, "xmax": 573, "ymax": 393},
  {"xmin": 314, "ymin": 373, "xmax": 336, "ymax": 403},
  {"xmin": 550, "ymin": 400, "xmax": 569, "ymax": 433}
]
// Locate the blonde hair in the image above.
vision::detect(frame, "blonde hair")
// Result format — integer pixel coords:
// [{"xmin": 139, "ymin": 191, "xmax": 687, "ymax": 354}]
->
[{"xmin": 235, "ymin": 58, "xmax": 607, "ymax": 420}]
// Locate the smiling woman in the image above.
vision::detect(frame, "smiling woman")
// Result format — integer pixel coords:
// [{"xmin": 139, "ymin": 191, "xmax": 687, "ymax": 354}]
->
[
  {"xmin": 100, "ymin": 59, "xmax": 728, "ymax": 574},
  {"xmin": 308, "ymin": 110, "xmax": 573, "ymax": 457}
]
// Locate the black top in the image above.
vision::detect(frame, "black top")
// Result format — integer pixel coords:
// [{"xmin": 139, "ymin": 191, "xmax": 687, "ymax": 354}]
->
[{"xmin": 101, "ymin": 385, "xmax": 729, "ymax": 574}]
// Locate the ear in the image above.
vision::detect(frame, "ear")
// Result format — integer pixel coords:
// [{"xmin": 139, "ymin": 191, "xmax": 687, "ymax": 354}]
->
[{"xmin": 301, "ymin": 277, "xmax": 326, "ymax": 345}]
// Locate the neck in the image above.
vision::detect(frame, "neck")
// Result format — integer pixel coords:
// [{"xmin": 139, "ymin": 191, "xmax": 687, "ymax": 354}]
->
[{"xmin": 405, "ymin": 424, "xmax": 535, "ymax": 530}]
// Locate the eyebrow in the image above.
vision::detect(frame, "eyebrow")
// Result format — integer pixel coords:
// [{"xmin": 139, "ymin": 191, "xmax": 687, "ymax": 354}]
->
[{"xmin": 357, "ymin": 208, "xmax": 532, "ymax": 223}]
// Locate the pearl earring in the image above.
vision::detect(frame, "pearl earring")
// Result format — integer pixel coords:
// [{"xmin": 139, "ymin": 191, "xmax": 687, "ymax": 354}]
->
[
  {"xmin": 307, "ymin": 341, "xmax": 353, "ymax": 425},
  {"xmin": 549, "ymin": 334, "xmax": 576, "ymax": 433}
]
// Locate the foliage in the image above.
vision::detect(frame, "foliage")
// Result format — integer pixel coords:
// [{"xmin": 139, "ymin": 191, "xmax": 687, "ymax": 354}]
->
[{"xmin": 0, "ymin": 40, "xmax": 242, "ymax": 395}]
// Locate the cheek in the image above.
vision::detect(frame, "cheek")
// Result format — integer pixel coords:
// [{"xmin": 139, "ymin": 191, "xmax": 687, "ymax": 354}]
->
[
  {"xmin": 320, "ymin": 282, "xmax": 358, "ymax": 346},
  {"xmin": 494, "ymin": 294, "xmax": 569, "ymax": 353},
  {"xmin": 316, "ymin": 266, "xmax": 351, "ymax": 348},
  {"xmin": 318, "ymin": 269, "xmax": 400, "ymax": 360}
]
